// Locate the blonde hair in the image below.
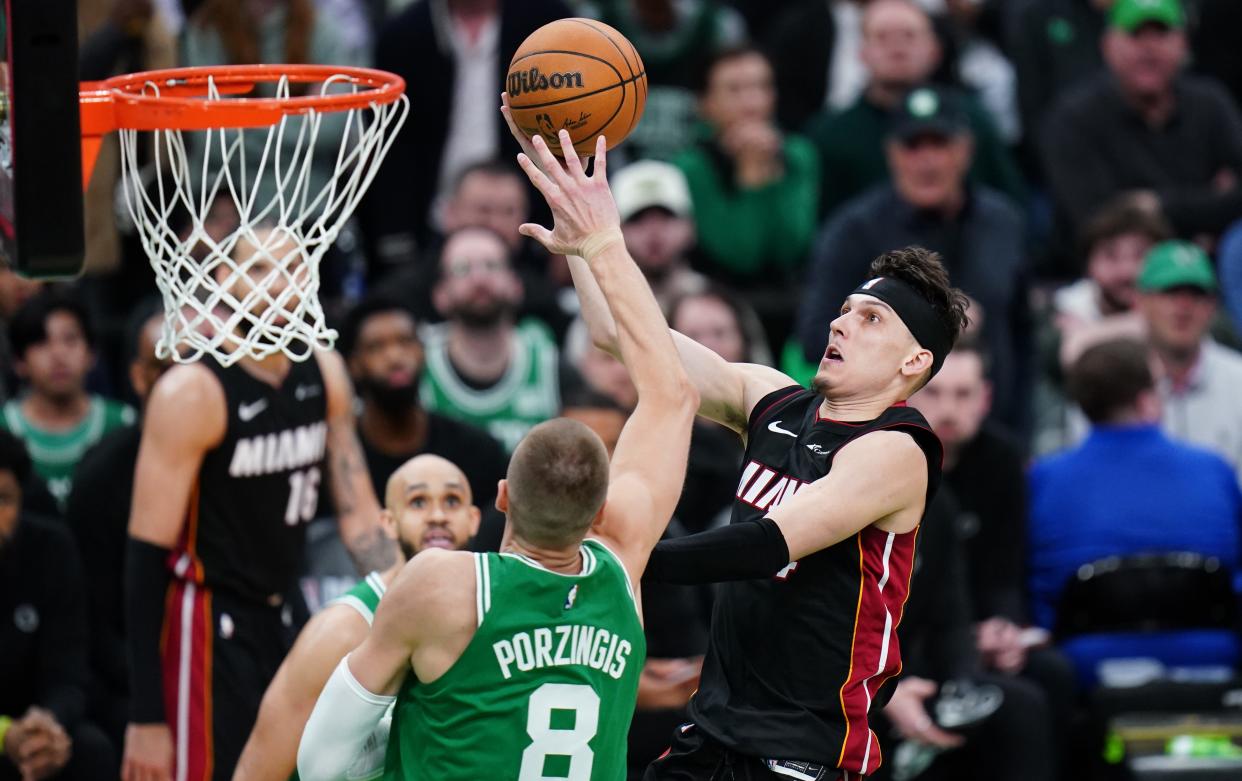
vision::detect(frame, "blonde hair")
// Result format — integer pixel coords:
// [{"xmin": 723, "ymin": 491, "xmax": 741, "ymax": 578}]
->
[{"xmin": 506, "ymin": 419, "xmax": 609, "ymax": 548}]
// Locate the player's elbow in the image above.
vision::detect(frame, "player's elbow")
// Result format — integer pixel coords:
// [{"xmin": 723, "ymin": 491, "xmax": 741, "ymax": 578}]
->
[{"xmin": 643, "ymin": 372, "xmax": 699, "ymax": 417}]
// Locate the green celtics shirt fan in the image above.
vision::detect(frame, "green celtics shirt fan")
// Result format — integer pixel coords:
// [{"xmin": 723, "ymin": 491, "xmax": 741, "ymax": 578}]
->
[{"xmin": 419, "ymin": 319, "xmax": 565, "ymax": 454}]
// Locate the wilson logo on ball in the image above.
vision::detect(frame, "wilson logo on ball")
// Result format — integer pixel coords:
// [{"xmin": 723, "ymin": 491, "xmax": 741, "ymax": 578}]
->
[{"xmin": 508, "ymin": 67, "xmax": 584, "ymax": 97}]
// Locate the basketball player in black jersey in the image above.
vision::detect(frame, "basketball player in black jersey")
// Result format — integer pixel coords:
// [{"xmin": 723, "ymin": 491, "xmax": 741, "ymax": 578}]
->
[
  {"xmin": 510, "ymin": 110, "xmax": 968, "ymax": 780},
  {"xmin": 577, "ymin": 244, "xmax": 968, "ymax": 781},
  {"xmin": 120, "ymin": 228, "xmax": 396, "ymax": 781}
]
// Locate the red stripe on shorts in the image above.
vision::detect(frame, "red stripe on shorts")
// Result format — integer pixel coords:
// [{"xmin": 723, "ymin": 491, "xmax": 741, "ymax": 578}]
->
[{"xmin": 162, "ymin": 580, "xmax": 214, "ymax": 781}]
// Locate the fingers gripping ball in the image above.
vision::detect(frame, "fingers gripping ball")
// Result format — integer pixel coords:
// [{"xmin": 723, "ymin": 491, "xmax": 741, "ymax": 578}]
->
[{"xmin": 507, "ymin": 18, "xmax": 647, "ymax": 157}]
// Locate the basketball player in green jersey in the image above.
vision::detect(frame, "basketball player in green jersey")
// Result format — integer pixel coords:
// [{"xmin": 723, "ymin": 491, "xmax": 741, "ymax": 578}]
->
[
  {"xmin": 234, "ymin": 454, "xmax": 480, "ymax": 781},
  {"xmin": 297, "ymin": 130, "xmax": 699, "ymax": 781}
]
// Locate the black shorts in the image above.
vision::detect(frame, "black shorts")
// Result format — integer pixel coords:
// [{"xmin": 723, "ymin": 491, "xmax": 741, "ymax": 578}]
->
[
  {"xmin": 160, "ymin": 582, "xmax": 305, "ymax": 781},
  {"xmin": 643, "ymin": 723, "xmax": 859, "ymax": 781}
]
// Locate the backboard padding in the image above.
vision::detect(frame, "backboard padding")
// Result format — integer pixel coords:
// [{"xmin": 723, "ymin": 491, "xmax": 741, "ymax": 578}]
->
[{"xmin": 1, "ymin": 0, "xmax": 84, "ymax": 278}]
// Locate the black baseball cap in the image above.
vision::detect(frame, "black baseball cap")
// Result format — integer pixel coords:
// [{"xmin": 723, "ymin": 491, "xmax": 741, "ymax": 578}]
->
[{"xmin": 889, "ymin": 86, "xmax": 969, "ymax": 142}]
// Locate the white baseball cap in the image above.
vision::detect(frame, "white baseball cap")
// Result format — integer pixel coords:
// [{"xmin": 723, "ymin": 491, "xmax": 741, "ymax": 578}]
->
[{"xmin": 611, "ymin": 161, "xmax": 693, "ymax": 223}]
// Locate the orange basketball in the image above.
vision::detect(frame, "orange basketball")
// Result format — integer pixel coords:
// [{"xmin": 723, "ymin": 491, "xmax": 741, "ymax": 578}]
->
[{"xmin": 507, "ymin": 18, "xmax": 647, "ymax": 157}]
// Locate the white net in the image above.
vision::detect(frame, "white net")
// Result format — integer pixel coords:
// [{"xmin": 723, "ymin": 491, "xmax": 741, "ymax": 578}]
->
[{"xmin": 116, "ymin": 73, "xmax": 409, "ymax": 365}]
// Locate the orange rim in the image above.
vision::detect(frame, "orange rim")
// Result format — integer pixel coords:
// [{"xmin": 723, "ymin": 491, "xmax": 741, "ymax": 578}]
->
[
  {"xmin": 80, "ymin": 64, "xmax": 406, "ymax": 134},
  {"xmin": 78, "ymin": 64, "xmax": 406, "ymax": 191}
]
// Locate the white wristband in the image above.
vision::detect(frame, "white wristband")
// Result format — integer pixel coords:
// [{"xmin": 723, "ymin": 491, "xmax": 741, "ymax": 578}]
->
[{"xmin": 578, "ymin": 229, "xmax": 624, "ymax": 262}]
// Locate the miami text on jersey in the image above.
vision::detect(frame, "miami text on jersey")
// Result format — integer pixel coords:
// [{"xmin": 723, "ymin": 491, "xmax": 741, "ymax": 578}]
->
[
  {"xmin": 227, "ymin": 422, "xmax": 328, "ymax": 477},
  {"xmin": 735, "ymin": 459, "xmax": 810, "ymax": 512}
]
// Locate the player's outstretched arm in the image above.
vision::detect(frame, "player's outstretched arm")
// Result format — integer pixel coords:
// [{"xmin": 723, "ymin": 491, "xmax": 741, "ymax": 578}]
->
[
  {"xmin": 515, "ymin": 130, "xmax": 697, "ymax": 583},
  {"xmin": 500, "ymin": 94, "xmax": 791, "ymax": 434},
  {"xmin": 644, "ymin": 431, "xmax": 929, "ymax": 585},
  {"xmin": 299, "ymin": 550, "xmax": 473, "ymax": 781},
  {"xmin": 318, "ymin": 350, "xmax": 398, "ymax": 574},
  {"xmin": 233, "ymin": 605, "xmax": 369, "ymax": 781},
  {"xmin": 123, "ymin": 364, "xmax": 226, "ymax": 781}
]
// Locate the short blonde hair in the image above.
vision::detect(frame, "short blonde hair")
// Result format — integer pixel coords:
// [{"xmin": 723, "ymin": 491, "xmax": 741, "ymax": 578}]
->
[{"xmin": 506, "ymin": 418, "xmax": 609, "ymax": 548}]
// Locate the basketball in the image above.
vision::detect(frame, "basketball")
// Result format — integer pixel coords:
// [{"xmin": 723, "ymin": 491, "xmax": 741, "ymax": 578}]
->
[{"xmin": 507, "ymin": 18, "xmax": 647, "ymax": 157}]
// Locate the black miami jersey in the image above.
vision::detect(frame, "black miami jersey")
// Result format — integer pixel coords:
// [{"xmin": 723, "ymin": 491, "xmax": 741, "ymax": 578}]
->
[
  {"xmin": 171, "ymin": 357, "xmax": 329, "ymax": 603},
  {"xmin": 688, "ymin": 386, "xmax": 942, "ymax": 776}
]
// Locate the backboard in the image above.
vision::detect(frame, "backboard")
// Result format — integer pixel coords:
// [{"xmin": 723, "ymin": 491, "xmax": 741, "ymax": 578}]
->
[{"xmin": 0, "ymin": 1, "xmax": 84, "ymax": 278}]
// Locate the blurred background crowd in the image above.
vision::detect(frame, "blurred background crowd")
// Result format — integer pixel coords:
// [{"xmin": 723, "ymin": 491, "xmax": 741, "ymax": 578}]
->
[{"xmin": 5, "ymin": 0, "xmax": 1242, "ymax": 779}]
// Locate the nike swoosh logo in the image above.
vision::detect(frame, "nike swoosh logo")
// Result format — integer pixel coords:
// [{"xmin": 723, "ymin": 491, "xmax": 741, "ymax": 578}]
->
[
  {"xmin": 238, "ymin": 399, "xmax": 269, "ymax": 422},
  {"xmin": 767, "ymin": 420, "xmax": 798, "ymax": 438}
]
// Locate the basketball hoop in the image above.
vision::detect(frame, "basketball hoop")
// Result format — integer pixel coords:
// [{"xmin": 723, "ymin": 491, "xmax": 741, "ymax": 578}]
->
[{"xmin": 80, "ymin": 64, "xmax": 409, "ymax": 365}]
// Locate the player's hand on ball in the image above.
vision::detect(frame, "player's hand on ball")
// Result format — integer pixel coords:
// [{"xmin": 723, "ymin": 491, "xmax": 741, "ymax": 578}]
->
[
  {"xmin": 513, "ymin": 127, "xmax": 622, "ymax": 262},
  {"xmin": 122, "ymin": 723, "xmax": 174, "ymax": 781}
]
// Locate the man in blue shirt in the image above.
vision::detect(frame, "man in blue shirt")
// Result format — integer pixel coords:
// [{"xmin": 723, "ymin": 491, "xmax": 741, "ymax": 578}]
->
[{"xmin": 1028, "ymin": 337, "xmax": 1242, "ymax": 688}]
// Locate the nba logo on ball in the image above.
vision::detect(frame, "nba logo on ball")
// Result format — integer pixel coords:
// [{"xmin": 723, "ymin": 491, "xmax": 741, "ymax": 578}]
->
[{"xmin": 507, "ymin": 18, "xmax": 648, "ymax": 157}]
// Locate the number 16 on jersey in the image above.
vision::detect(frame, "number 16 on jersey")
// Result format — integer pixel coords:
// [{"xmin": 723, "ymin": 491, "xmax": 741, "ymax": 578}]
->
[{"xmin": 285, "ymin": 466, "xmax": 321, "ymax": 526}]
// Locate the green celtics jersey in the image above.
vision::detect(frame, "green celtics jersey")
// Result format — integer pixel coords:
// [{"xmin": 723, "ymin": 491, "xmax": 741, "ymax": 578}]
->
[
  {"xmin": 290, "ymin": 572, "xmax": 390, "ymax": 781},
  {"xmin": 0, "ymin": 395, "xmax": 135, "ymax": 508},
  {"xmin": 419, "ymin": 319, "xmax": 562, "ymax": 453},
  {"xmin": 385, "ymin": 539, "xmax": 645, "ymax": 781},
  {"xmin": 332, "ymin": 570, "xmax": 387, "ymax": 627}
]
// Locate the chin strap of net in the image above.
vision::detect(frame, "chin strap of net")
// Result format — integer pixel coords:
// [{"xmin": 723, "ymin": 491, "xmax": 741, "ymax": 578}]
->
[{"xmin": 117, "ymin": 74, "xmax": 409, "ymax": 365}]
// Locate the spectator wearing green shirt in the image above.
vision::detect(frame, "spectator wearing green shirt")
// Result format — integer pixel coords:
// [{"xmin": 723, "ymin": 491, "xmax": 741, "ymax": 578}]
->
[
  {"xmin": 804, "ymin": 0, "xmax": 1027, "ymax": 218},
  {"xmin": 0, "ymin": 292, "xmax": 134, "ymax": 510},
  {"xmin": 419, "ymin": 226, "xmax": 583, "ymax": 453},
  {"xmin": 672, "ymin": 46, "xmax": 820, "ymax": 286}
]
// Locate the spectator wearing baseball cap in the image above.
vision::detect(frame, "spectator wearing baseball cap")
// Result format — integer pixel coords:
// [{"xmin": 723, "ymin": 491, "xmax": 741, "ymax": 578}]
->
[
  {"xmin": 798, "ymin": 84, "xmax": 1033, "ymax": 432},
  {"xmin": 609, "ymin": 160, "xmax": 771, "ymax": 367},
  {"xmin": 1039, "ymin": 0, "xmax": 1242, "ymax": 263},
  {"xmin": 611, "ymin": 161, "xmax": 700, "ymax": 308},
  {"xmin": 803, "ymin": 0, "xmax": 1026, "ymax": 219},
  {"xmin": 1137, "ymin": 241, "xmax": 1242, "ymax": 482}
]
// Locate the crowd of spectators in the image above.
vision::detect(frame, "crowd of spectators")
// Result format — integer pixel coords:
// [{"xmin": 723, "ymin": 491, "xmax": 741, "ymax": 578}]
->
[{"xmin": 6, "ymin": 0, "xmax": 1242, "ymax": 779}]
